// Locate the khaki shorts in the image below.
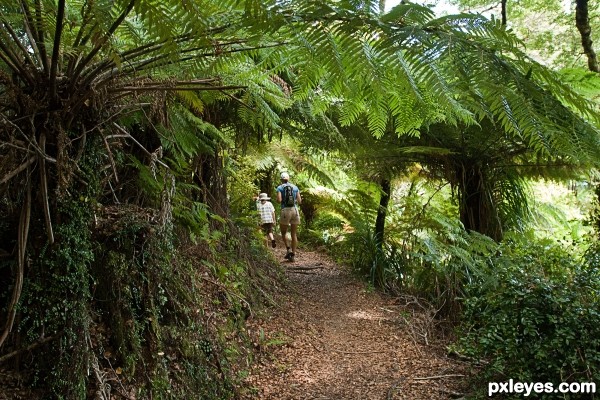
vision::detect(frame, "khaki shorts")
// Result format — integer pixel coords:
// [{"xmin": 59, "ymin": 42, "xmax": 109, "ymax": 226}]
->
[{"xmin": 279, "ymin": 207, "xmax": 300, "ymax": 225}]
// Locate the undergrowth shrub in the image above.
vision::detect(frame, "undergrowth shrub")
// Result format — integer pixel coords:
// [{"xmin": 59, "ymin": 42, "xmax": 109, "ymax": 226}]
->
[
  {"xmin": 455, "ymin": 239, "xmax": 600, "ymax": 396},
  {"xmin": 91, "ymin": 209, "xmax": 276, "ymax": 399},
  {"xmin": 312, "ymin": 212, "xmax": 345, "ymax": 240},
  {"xmin": 393, "ymin": 199, "xmax": 496, "ymax": 318},
  {"xmin": 339, "ymin": 217, "xmax": 403, "ymax": 288},
  {"xmin": 297, "ymin": 211, "xmax": 344, "ymax": 247}
]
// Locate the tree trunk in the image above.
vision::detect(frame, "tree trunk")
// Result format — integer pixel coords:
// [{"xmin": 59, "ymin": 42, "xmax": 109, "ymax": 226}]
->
[
  {"xmin": 258, "ymin": 165, "xmax": 276, "ymax": 198},
  {"xmin": 375, "ymin": 178, "xmax": 391, "ymax": 249},
  {"xmin": 193, "ymin": 150, "xmax": 229, "ymax": 218},
  {"xmin": 456, "ymin": 162, "xmax": 502, "ymax": 241},
  {"xmin": 575, "ymin": 0, "xmax": 600, "ymax": 72}
]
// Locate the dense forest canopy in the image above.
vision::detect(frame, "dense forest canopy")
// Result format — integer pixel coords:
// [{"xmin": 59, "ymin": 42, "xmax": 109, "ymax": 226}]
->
[{"xmin": 2, "ymin": 0, "xmax": 600, "ymax": 398}]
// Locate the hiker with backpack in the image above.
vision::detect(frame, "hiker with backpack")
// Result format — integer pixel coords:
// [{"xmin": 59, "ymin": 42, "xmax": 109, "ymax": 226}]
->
[{"xmin": 276, "ymin": 172, "xmax": 302, "ymax": 262}]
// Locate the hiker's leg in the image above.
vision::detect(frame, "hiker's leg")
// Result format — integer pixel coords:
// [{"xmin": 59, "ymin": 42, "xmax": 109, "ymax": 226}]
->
[
  {"xmin": 261, "ymin": 224, "xmax": 270, "ymax": 247},
  {"xmin": 280, "ymin": 224, "xmax": 289, "ymax": 249},
  {"xmin": 289, "ymin": 208, "xmax": 301, "ymax": 255},
  {"xmin": 290, "ymin": 224, "xmax": 298, "ymax": 254},
  {"xmin": 279, "ymin": 209, "xmax": 292, "ymax": 252},
  {"xmin": 267, "ymin": 224, "xmax": 276, "ymax": 248}
]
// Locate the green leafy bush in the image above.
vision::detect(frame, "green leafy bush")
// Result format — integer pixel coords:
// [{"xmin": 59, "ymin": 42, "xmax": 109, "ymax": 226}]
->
[
  {"xmin": 340, "ymin": 217, "xmax": 403, "ymax": 287},
  {"xmin": 303, "ymin": 211, "xmax": 345, "ymax": 246},
  {"xmin": 456, "ymin": 240, "xmax": 600, "ymax": 390}
]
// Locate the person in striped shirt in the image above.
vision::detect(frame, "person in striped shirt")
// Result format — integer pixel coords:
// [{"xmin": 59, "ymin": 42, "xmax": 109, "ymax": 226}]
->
[{"xmin": 255, "ymin": 192, "xmax": 276, "ymax": 248}]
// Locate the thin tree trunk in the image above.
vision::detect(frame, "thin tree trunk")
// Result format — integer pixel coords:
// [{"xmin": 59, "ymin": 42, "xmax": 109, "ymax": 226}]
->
[
  {"xmin": 576, "ymin": 0, "xmax": 600, "ymax": 72},
  {"xmin": 375, "ymin": 178, "xmax": 391, "ymax": 249},
  {"xmin": 501, "ymin": 0, "xmax": 507, "ymax": 26}
]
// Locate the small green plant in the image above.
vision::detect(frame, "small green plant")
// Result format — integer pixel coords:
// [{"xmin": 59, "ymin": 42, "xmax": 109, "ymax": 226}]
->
[{"xmin": 261, "ymin": 331, "xmax": 290, "ymax": 348}]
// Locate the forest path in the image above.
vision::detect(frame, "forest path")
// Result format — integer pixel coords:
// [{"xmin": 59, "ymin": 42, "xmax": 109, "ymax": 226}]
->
[{"xmin": 244, "ymin": 246, "xmax": 472, "ymax": 399}]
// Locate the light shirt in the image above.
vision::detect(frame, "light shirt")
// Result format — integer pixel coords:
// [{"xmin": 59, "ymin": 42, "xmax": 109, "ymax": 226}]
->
[{"xmin": 256, "ymin": 200, "xmax": 275, "ymax": 224}]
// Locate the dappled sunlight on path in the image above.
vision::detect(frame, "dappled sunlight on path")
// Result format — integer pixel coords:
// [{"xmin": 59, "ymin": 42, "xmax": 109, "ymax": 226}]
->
[{"xmin": 244, "ymin": 248, "xmax": 471, "ymax": 399}]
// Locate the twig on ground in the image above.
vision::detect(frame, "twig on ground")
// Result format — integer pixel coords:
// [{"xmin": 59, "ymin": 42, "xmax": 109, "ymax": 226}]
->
[
  {"xmin": 103, "ymin": 354, "xmax": 134, "ymax": 400},
  {"xmin": 399, "ymin": 314, "xmax": 423, "ymax": 355},
  {"xmin": 396, "ymin": 293, "xmax": 433, "ymax": 312},
  {"xmin": 330, "ymin": 348, "xmax": 388, "ymax": 354},
  {"xmin": 447, "ymin": 348, "xmax": 489, "ymax": 365},
  {"xmin": 287, "ymin": 266, "xmax": 324, "ymax": 271},
  {"xmin": 387, "ymin": 375, "xmax": 466, "ymax": 399},
  {"xmin": 413, "ymin": 374, "xmax": 465, "ymax": 381},
  {"xmin": 0, "ymin": 335, "xmax": 56, "ymax": 364},
  {"xmin": 91, "ymin": 352, "xmax": 111, "ymax": 400},
  {"xmin": 437, "ymin": 387, "xmax": 464, "ymax": 398},
  {"xmin": 307, "ymin": 339, "xmax": 324, "ymax": 353},
  {"xmin": 397, "ymin": 294, "xmax": 444, "ymax": 348}
]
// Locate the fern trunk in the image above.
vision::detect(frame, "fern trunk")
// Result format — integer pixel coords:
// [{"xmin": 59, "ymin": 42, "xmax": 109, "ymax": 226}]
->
[
  {"xmin": 456, "ymin": 162, "xmax": 502, "ymax": 241},
  {"xmin": 257, "ymin": 165, "xmax": 277, "ymax": 198},
  {"xmin": 375, "ymin": 178, "xmax": 391, "ymax": 249},
  {"xmin": 193, "ymin": 151, "xmax": 230, "ymax": 218},
  {"xmin": 576, "ymin": 0, "xmax": 600, "ymax": 72}
]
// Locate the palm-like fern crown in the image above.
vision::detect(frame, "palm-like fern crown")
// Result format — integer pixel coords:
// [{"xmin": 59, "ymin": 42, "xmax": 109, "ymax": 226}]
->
[{"xmin": 1, "ymin": 0, "xmax": 599, "ymax": 169}]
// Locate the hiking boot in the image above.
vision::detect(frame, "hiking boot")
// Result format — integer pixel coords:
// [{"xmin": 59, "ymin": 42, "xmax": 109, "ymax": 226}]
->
[
  {"xmin": 288, "ymin": 252, "xmax": 295, "ymax": 262},
  {"xmin": 271, "ymin": 239, "xmax": 276, "ymax": 248},
  {"xmin": 284, "ymin": 248, "xmax": 291, "ymax": 259}
]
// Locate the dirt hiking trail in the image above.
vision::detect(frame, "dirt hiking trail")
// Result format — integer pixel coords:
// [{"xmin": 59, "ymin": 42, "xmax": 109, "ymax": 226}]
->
[{"xmin": 245, "ymin": 246, "xmax": 473, "ymax": 399}]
